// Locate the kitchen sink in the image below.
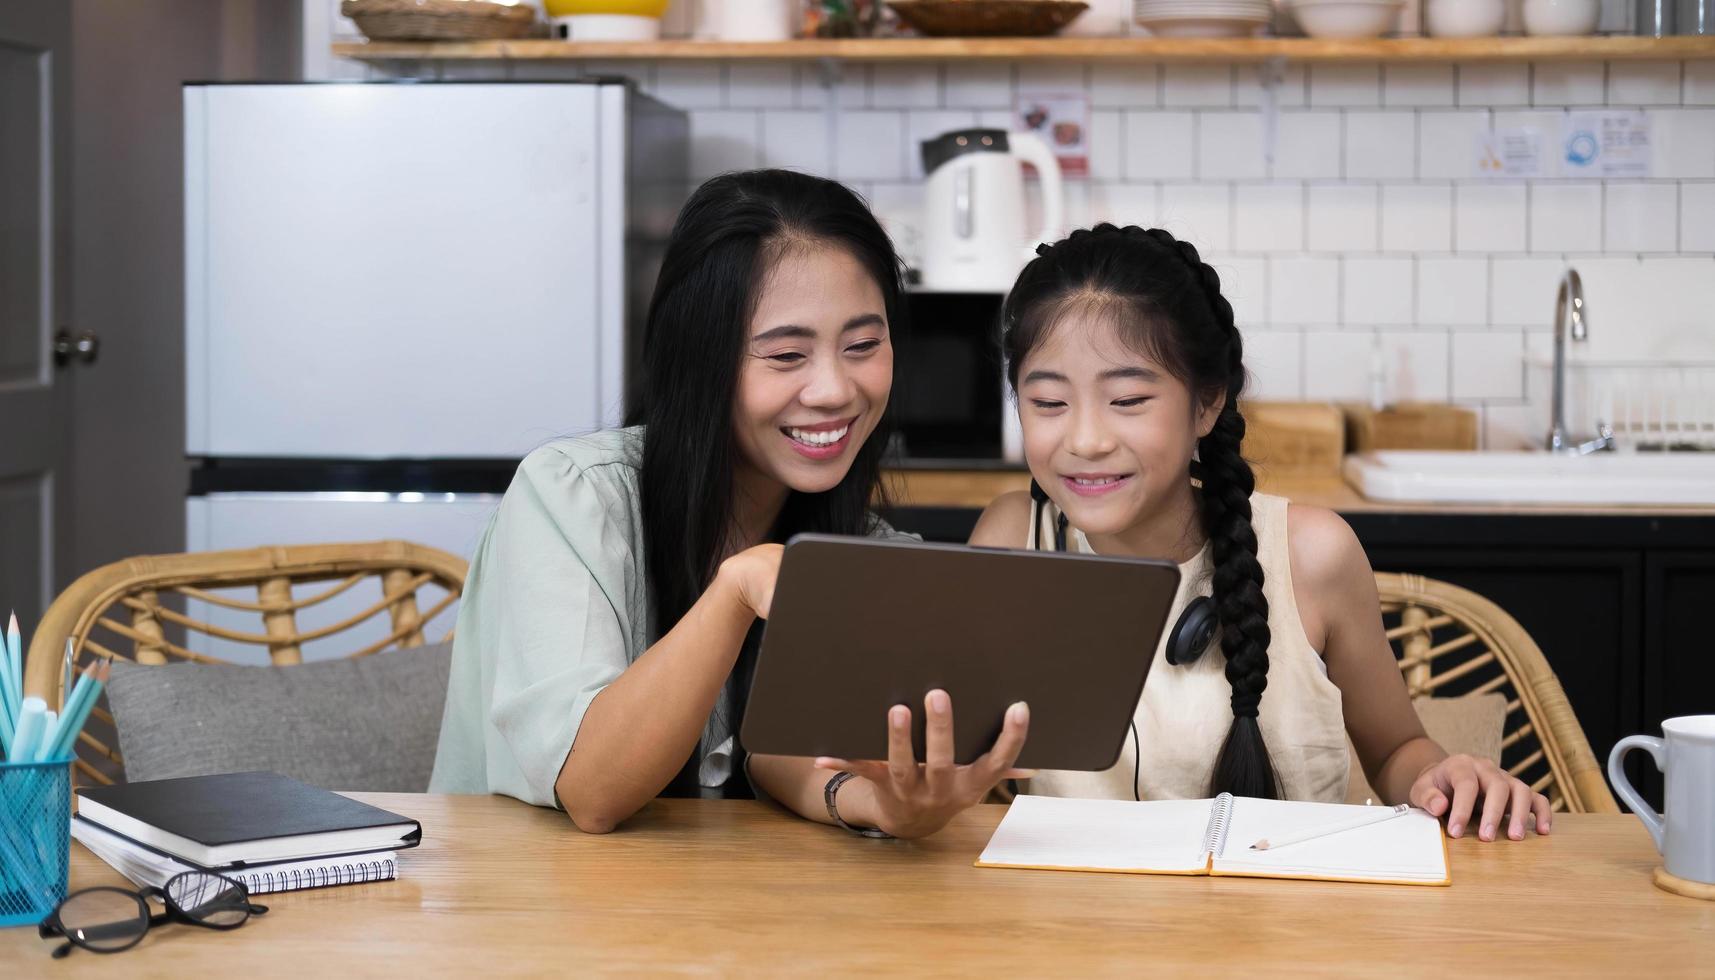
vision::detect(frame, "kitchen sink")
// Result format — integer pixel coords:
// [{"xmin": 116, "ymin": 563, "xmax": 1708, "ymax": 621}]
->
[{"xmin": 1343, "ymin": 451, "xmax": 1715, "ymax": 506}]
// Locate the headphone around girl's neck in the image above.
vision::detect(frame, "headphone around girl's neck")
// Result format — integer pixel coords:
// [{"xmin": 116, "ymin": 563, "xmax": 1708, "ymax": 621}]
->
[{"xmin": 1028, "ymin": 480, "xmax": 1217, "ymax": 668}]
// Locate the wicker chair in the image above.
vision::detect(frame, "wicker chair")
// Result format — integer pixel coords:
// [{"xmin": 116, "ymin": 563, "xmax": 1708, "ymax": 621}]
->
[
  {"xmin": 20, "ymin": 541, "xmax": 467, "ymax": 787},
  {"xmin": 1377, "ymin": 572, "xmax": 1617, "ymax": 813}
]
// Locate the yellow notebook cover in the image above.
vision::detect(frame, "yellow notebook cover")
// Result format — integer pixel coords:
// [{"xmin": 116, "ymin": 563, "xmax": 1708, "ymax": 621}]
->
[{"xmin": 975, "ymin": 794, "xmax": 1451, "ymax": 887}]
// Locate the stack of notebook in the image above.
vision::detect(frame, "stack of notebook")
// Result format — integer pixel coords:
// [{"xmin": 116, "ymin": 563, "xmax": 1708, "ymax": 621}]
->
[{"xmin": 72, "ymin": 771, "xmax": 422, "ymax": 895}]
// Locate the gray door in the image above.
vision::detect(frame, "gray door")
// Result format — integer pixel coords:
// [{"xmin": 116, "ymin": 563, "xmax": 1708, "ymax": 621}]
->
[{"xmin": 0, "ymin": 1, "xmax": 74, "ymax": 641}]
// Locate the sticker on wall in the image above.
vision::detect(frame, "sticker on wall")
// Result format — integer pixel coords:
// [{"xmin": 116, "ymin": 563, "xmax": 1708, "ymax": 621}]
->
[
  {"xmin": 1015, "ymin": 91, "xmax": 1090, "ymax": 178},
  {"xmin": 1474, "ymin": 127, "xmax": 1544, "ymax": 178},
  {"xmin": 1561, "ymin": 111, "xmax": 1651, "ymax": 178}
]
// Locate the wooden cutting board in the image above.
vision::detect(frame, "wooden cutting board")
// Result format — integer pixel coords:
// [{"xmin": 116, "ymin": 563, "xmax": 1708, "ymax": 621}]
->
[
  {"xmin": 1242, "ymin": 401, "xmax": 1345, "ymax": 479},
  {"xmin": 1341, "ymin": 402, "xmax": 1479, "ymax": 452}
]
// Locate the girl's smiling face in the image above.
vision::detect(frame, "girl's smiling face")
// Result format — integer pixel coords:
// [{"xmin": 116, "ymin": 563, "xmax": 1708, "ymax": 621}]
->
[{"xmin": 1016, "ymin": 306, "xmax": 1222, "ymax": 547}]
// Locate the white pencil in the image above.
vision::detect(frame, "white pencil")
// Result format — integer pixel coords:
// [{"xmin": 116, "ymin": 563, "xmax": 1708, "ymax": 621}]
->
[{"xmin": 1249, "ymin": 803, "xmax": 1412, "ymax": 851}]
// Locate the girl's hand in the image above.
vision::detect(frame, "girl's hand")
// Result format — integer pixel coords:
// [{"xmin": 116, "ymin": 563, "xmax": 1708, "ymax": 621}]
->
[
  {"xmin": 814, "ymin": 690, "xmax": 1031, "ymax": 840},
  {"xmin": 717, "ymin": 544, "xmax": 784, "ymax": 619},
  {"xmin": 1409, "ymin": 753, "xmax": 1552, "ymax": 841}
]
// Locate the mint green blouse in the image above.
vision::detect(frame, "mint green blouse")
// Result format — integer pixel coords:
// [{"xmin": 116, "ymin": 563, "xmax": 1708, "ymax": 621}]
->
[{"xmin": 429, "ymin": 426, "xmax": 909, "ymax": 807}]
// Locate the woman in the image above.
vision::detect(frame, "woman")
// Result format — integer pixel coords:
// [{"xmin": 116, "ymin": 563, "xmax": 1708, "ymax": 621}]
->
[{"xmin": 431, "ymin": 170, "xmax": 1027, "ymax": 837}]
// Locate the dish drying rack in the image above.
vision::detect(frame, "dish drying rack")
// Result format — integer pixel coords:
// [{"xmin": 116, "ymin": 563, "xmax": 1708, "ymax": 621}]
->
[{"xmin": 1534, "ymin": 359, "xmax": 1715, "ymax": 452}]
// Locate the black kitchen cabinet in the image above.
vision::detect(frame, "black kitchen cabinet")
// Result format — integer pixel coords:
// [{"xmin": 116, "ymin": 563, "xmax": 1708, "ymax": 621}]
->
[{"xmin": 886, "ymin": 505, "xmax": 1715, "ymax": 811}]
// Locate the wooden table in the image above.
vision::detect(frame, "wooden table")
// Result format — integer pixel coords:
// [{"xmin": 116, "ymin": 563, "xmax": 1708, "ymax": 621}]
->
[{"xmin": 6, "ymin": 796, "xmax": 1711, "ymax": 976}]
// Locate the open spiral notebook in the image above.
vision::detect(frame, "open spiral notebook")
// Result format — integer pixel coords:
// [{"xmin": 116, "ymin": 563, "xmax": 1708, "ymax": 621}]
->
[{"xmin": 976, "ymin": 794, "xmax": 1450, "ymax": 886}]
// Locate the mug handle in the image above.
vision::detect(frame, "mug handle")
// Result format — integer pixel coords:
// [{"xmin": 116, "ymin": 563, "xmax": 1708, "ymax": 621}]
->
[{"xmin": 1607, "ymin": 735, "xmax": 1666, "ymax": 852}]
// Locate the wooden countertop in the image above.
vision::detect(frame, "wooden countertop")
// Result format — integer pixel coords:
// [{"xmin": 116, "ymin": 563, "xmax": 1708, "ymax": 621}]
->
[
  {"xmin": 11, "ymin": 795, "xmax": 1711, "ymax": 975},
  {"xmin": 883, "ymin": 466, "xmax": 1715, "ymax": 518}
]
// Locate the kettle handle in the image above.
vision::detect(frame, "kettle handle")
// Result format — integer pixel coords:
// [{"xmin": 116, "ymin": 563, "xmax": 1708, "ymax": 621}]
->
[{"xmin": 1006, "ymin": 131, "xmax": 1064, "ymax": 258}]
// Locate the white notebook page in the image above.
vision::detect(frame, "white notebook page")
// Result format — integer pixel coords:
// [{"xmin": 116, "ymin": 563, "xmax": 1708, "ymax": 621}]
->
[
  {"xmin": 976, "ymin": 795, "xmax": 1215, "ymax": 873},
  {"xmin": 1214, "ymin": 798, "xmax": 1448, "ymax": 882}
]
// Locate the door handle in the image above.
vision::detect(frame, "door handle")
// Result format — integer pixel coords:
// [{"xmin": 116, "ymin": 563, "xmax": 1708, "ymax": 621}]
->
[{"xmin": 53, "ymin": 329, "xmax": 99, "ymax": 367}]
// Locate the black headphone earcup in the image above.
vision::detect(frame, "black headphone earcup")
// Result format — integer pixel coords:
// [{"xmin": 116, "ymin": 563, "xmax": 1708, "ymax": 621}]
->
[{"xmin": 1166, "ymin": 596, "xmax": 1218, "ymax": 666}]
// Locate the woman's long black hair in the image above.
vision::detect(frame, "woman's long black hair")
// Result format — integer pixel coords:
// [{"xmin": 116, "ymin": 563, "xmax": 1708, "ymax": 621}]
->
[
  {"xmin": 1001, "ymin": 224, "xmax": 1279, "ymax": 800},
  {"xmin": 627, "ymin": 169, "xmax": 903, "ymax": 654}
]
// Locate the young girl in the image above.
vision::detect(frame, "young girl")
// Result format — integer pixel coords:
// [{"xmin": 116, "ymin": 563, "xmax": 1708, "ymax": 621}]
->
[
  {"xmin": 970, "ymin": 224, "xmax": 1551, "ymax": 843},
  {"xmin": 431, "ymin": 170, "xmax": 1025, "ymax": 836}
]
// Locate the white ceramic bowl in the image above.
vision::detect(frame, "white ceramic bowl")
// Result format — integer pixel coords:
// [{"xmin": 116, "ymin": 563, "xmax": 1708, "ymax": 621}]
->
[
  {"xmin": 1288, "ymin": 0, "xmax": 1403, "ymax": 37},
  {"xmin": 1522, "ymin": 0, "xmax": 1600, "ymax": 34},
  {"xmin": 1425, "ymin": 0, "xmax": 1506, "ymax": 35}
]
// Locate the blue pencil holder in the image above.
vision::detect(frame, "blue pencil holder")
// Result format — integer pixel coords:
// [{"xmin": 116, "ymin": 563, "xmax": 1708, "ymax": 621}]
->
[{"xmin": 0, "ymin": 757, "xmax": 72, "ymax": 927}]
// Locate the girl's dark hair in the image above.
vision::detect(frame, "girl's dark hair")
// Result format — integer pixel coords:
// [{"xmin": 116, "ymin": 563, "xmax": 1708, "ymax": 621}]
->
[
  {"xmin": 627, "ymin": 168, "xmax": 902, "ymax": 657},
  {"xmin": 1001, "ymin": 223, "xmax": 1279, "ymax": 800}
]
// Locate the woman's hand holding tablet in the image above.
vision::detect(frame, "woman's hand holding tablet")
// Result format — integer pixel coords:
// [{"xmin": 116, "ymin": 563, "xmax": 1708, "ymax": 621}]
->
[{"xmin": 810, "ymin": 690, "xmax": 1032, "ymax": 839}]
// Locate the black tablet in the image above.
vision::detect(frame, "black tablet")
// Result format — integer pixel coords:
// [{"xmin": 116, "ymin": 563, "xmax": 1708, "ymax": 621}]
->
[{"xmin": 739, "ymin": 534, "xmax": 1181, "ymax": 772}]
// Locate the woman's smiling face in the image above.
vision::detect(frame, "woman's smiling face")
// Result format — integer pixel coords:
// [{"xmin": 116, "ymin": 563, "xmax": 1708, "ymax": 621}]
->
[{"xmin": 731, "ymin": 241, "xmax": 893, "ymax": 496}]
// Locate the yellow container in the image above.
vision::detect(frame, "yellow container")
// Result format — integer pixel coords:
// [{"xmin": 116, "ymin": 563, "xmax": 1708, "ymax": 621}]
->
[{"xmin": 542, "ymin": 0, "xmax": 670, "ymax": 17}]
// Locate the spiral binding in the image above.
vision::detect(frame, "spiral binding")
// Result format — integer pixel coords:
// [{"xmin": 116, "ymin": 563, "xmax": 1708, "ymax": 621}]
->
[
  {"xmin": 234, "ymin": 856, "xmax": 397, "ymax": 895},
  {"xmin": 1202, "ymin": 792, "xmax": 1235, "ymax": 859}
]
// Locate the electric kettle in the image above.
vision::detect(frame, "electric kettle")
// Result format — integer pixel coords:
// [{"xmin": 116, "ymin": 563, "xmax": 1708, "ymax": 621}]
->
[{"xmin": 918, "ymin": 129, "xmax": 1065, "ymax": 293}]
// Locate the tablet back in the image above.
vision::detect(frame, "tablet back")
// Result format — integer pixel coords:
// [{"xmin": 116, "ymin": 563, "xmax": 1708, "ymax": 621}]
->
[{"xmin": 739, "ymin": 534, "xmax": 1181, "ymax": 772}]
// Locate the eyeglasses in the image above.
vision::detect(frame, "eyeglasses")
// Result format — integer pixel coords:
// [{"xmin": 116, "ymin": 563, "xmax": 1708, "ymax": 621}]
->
[{"xmin": 37, "ymin": 870, "xmax": 269, "ymax": 958}]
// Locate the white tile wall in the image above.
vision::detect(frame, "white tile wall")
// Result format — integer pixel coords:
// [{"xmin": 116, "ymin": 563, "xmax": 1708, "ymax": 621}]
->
[
  {"xmin": 1380, "ymin": 331, "xmax": 1451, "ymax": 402},
  {"xmin": 1683, "ymin": 183, "xmax": 1715, "ymax": 251},
  {"xmin": 1198, "ymin": 112, "xmax": 1266, "ymax": 180},
  {"xmin": 1273, "ymin": 111, "xmax": 1342, "ymax": 180},
  {"xmin": 1417, "ymin": 257, "xmax": 1489, "ymax": 325},
  {"xmin": 1125, "ymin": 111, "xmax": 1196, "ymax": 181},
  {"xmin": 1301, "ymin": 330, "xmax": 1377, "ymax": 400},
  {"xmin": 313, "ymin": 13, "xmax": 1715, "ymax": 447},
  {"xmin": 1345, "ymin": 111, "xmax": 1417, "ymax": 180},
  {"xmin": 1530, "ymin": 183, "xmax": 1604, "ymax": 253},
  {"xmin": 1235, "ymin": 184, "xmax": 1304, "ymax": 252},
  {"xmin": 1603, "ymin": 182, "xmax": 1679, "ymax": 253},
  {"xmin": 1269, "ymin": 256, "xmax": 1340, "ymax": 324},
  {"xmin": 1159, "ymin": 183, "xmax": 1234, "ymax": 250},
  {"xmin": 1458, "ymin": 64, "xmax": 1531, "ymax": 107},
  {"xmin": 1382, "ymin": 63, "xmax": 1455, "ymax": 108},
  {"xmin": 1609, "ymin": 62, "xmax": 1682, "ymax": 106},
  {"xmin": 1451, "ymin": 330, "xmax": 1526, "ymax": 400},
  {"xmin": 1163, "ymin": 64, "xmax": 1234, "ymax": 107},
  {"xmin": 1309, "ymin": 64, "xmax": 1382, "ymax": 108},
  {"xmin": 1307, "ymin": 184, "xmax": 1379, "ymax": 253},
  {"xmin": 1343, "ymin": 256, "xmax": 1415, "ymax": 326},
  {"xmin": 1381, "ymin": 184, "xmax": 1453, "ymax": 252},
  {"xmin": 1532, "ymin": 61, "xmax": 1605, "ymax": 106},
  {"xmin": 1455, "ymin": 184, "xmax": 1528, "ymax": 254}
]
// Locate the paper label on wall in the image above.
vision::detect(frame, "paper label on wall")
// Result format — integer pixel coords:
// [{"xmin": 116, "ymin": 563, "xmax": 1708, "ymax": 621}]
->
[
  {"xmin": 1015, "ymin": 91, "xmax": 1090, "ymax": 178},
  {"xmin": 1561, "ymin": 111, "xmax": 1651, "ymax": 178},
  {"xmin": 1474, "ymin": 128, "xmax": 1543, "ymax": 178}
]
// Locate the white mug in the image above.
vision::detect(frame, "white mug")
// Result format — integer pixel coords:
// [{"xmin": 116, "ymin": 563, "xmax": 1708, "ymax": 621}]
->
[{"xmin": 1608, "ymin": 715, "xmax": 1715, "ymax": 885}]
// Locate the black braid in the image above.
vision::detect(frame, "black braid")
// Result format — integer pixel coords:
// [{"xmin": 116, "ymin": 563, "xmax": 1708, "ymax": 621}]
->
[
  {"xmin": 1005, "ymin": 222, "xmax": 1281, "ymax": 800},
  {"xmin": 1147, "ymin": 229, "xmax": 1280, "ymax": 800}
]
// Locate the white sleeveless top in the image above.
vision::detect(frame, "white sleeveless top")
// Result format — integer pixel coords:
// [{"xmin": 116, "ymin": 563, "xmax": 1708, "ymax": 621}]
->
[{"xmin": 1023, "ymin": 492, "xmax": 1350, "ymax": 803}]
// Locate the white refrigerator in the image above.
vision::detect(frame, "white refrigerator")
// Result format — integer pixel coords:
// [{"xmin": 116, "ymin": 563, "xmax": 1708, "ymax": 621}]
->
[{"xmin": 183, "ymin": 82, "xmax": 686, "ymax": 661}]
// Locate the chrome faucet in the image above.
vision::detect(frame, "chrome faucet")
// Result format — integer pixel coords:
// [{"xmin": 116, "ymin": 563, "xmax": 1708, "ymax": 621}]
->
[{"xmin": 1546, "ymin": 268, "xmax": 1615, "ymax": 454}]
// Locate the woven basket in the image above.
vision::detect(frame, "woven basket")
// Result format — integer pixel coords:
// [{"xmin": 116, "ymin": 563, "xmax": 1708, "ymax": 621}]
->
[
  {"xmin": 887, "ymin": 0, "xmax": 1090, "ymax": 36},
  {"xmin": 342, "ymin": 0, "xmax": 537, "ymax": 41}
]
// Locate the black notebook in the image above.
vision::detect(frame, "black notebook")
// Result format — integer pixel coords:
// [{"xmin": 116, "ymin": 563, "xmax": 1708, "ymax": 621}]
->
[{"xmin": 76, "ymin": 771, "xmax": 422, "ymax": 867}]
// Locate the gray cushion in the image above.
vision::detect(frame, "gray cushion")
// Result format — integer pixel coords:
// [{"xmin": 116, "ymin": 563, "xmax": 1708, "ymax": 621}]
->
[{"xmin": 106, "ymin": 642, "xmax": 452, "ymax": 792}]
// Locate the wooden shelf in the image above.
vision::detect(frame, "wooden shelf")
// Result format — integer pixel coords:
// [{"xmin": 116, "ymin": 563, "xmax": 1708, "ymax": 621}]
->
[{"xmin": 334, "ymin": 35, "xmax": 1715, "ymax": 63}]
